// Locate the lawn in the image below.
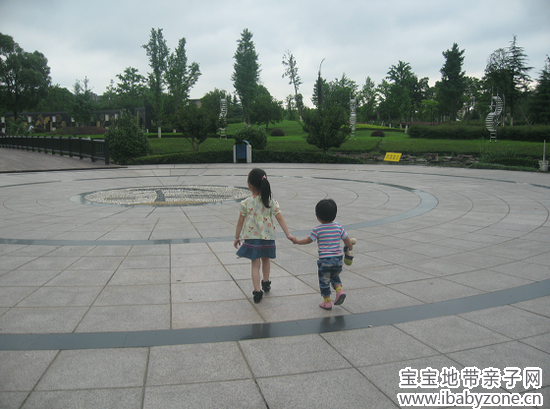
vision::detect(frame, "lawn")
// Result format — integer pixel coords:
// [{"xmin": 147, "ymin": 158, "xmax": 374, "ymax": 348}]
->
[{"xmin": 147, "ymin": 120, "xmax": 546, "ymax": 159}]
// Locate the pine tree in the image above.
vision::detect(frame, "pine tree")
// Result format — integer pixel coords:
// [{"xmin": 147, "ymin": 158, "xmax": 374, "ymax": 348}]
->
[
  {"xmin": 232, "ymin": 29, "xmax": 260, "ymax": 125},
  {"xmin": 530, "ymin": 57, "xmax": 550, "ymax": 125},
  {"xmin": 142, "ymin": 28, "xmax": 169, "ymax": 138},
  {"xmin": 439, "ymin": 43, "xmax": 466, "ymax": 121},
  {"xmin": 507, "ymin": 35, "xmax": 532, "ymax": 125}
]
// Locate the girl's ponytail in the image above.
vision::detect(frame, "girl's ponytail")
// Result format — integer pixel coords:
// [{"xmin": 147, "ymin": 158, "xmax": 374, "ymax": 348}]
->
[{"xmin": 248, "ymin": 168, "xmax": 272, "ymax": 208}]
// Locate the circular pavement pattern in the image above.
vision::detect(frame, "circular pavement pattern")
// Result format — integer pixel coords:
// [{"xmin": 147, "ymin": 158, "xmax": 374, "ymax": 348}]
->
[{"xmin": 76, "ymin": 185, "xmax": 251, "ymax": 206}]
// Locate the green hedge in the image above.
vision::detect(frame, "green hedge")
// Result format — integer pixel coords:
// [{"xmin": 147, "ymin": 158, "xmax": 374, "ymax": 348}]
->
[
  {"xmin": 481, "ymin": 157, "xmax": 539, "ymax": 168},
  {"xmin": 409, "ymin": 125, "xmax": 550, "ymax": 142},
  {"xmin": 254, "ymin": 150, "xmax": 363, "ymax": 164},
  {"xmin": 130, "ymin": 149, "xmax": 363, "ymax": 165},
  {"xmin": 131, "ymin": 150, "xmax": 233, "ymax": 165}
]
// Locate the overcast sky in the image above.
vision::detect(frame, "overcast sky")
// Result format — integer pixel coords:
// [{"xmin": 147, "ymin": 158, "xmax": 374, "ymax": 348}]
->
[{"xmin": 1, "ymin": 0, "xmax": 549, "ymax": 107}]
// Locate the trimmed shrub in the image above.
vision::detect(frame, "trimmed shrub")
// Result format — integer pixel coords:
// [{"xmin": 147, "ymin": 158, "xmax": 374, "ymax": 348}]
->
[
  {"xmin": 371, "ymin": 130, "xmax": 385, "ymax": 137},
  {"xmin": 254, "ymin": 150, "xmax": 363, "ymax": 164},
  {"xmin": 409, "ymin": 124, "xmax": 550, "ymax": 142},
  {"xmin": 234, "ymin": 125, "xmax": 267, "ymax": 150},
  {"xmin": 270, "ymin": 128, "xmax": 285, "ymax": 137},
  {"xmin": 130, "ymin": 149, "xmax": 364, "ymax": 165},
  {"xmin": 104, "ymin": 110, "xmax": 150, "ymax": 165},
  {"xmin": 131, "ymin": 150, "xmax": 233, "ymax": 165}
]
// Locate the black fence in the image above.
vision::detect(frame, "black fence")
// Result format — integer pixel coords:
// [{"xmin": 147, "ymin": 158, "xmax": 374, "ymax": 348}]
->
[{"xmin": 0, "ymin": 135, "xmax": 110, "ymax": 165}]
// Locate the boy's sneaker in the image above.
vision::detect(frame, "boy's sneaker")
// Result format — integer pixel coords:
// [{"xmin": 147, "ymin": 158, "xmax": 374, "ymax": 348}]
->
[
  {"xmin": 253, "ymin": 290, "xmax": 263, "ymax": 303},
  {"xmin": 334, "ymin": 290, "xmax": 346, "ymax": 305},
  {"xmin": 319, "ymin": 300, "xmax": 332, "ymax": 310},
  {"xmin": 261, "ymin": 280, "xmax": 271, "ymax": 293}
]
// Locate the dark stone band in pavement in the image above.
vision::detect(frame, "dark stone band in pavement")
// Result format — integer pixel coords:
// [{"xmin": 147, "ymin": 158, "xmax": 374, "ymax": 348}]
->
[{"xmin": 2, "ymin": 279, "xmax": 549, "ymax": 351}]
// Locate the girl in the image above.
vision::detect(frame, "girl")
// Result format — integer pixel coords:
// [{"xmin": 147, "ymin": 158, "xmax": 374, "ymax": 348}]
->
[{"xmin": 234, "ymin": 168, "xmax": 294, "ymax": 303}]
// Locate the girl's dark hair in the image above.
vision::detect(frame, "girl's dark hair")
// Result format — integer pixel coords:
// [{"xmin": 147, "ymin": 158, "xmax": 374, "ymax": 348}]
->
[{"xmin": 248, "ymin": 168, "xmax": 272, "ymax": 208}]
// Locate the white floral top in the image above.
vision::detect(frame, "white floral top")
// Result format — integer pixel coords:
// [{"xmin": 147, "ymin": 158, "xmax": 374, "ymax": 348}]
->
[{"xmin": 239, "ymin": 195, "xmax": 281, "ymax": 240}]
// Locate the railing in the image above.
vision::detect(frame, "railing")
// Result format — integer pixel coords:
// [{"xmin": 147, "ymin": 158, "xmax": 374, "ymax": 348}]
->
[{"xmin": 0, "ymin": 135, "xmax": 110, "ymax": 165}]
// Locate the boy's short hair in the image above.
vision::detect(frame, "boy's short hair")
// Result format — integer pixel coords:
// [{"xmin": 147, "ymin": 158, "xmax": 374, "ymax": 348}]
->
[{"xmin": 315, "ymin": 199, "xmax": 337, "ymax": 223}]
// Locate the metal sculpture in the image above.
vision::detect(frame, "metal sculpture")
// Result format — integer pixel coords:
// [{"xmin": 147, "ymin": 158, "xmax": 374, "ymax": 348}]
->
[
  {"xmin": 219, "ymin": 98, "xmax": 228, "ymax": 139},
  {"xmin": 486, "ymin": 93, "xmax": 503, "ymax": 142},
  {"xmin": 350, "ymin": 98, "xmax": 357, "ymax": 140}
]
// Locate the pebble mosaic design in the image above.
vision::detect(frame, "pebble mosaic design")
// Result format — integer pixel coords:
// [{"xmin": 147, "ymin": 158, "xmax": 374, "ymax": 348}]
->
[{"xmin": 81, "ymin": 185, "xmax": 251, "ymax": 206}]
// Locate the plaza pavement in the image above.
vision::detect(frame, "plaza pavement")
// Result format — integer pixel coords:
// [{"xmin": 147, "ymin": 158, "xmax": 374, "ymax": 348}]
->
[{"xmin": 0, "ymin": 148, "xmax": 549, "ymax": 408}]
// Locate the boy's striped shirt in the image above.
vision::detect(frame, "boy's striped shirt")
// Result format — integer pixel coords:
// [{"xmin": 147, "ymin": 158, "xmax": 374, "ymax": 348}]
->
[{"xmin": 309, "ymin": 222, "xmax": 348, "ymax": 258}]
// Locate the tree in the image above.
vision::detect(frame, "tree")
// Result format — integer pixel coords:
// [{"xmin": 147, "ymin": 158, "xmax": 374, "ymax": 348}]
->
[
  {"xmin": 69, "ymin": 77, "xmax": 95, "ymax": 126},
  {"xmin": 530, "ymin": 56, "xmax": 550, "ymax": 124},
  {"xmin": 357, "ymin": 77, "xmax": 378, "ymax": 123},
  {"xmin": 37, "ymin": 84, "xmax": 74, "ymax": 112},
  {"xmin": 463, "ymin": 76, "xmax": 481, "ymax": 123},
  {"xmin": 0, "ymin": 33, "xmax": 51, "ymax": 119},
  {"xmin": 507, "ymin": 35, "xmax": 532, "ymax": 125},
  {"xmin": 301, "ymin": 105, "xmax": 350, "ymax": 152},
  {"xmin": 116, "ymin": 67, "xmax": 147, "ymax": 110},
  {"xmin": 166, "ymin": 37, "xmax": 201, "ymax": 116},
  {"xmin": 232, "ymin": 29, "xmax": 260, "ymax": 125},
  {"xmin": 250, "ymin": 85, "xmax": 283, "ymax": 130},
  {"xmin": 438, "ymin": 43, "xmax": 466, "ymax": 122},
  {"xmin": 284, "ymin": 94, "xmax": 298, "ymax": 120},
  {"xmin": 200, "ymin": 88, "xmax": 234, "ymax": 127},
  {"xmin": 175, "ymin": 102, "xmax": 218, "ymax": 152},
  {"xmin": 312, "ymin": 73, "xmax": 358, "ymax": 108},
  {"xmin": 98, "ymin": 80, "xmax": 117, "ymax": 110},
  {"xmin": 302, "ymin": 63, "xmax": 350, "ymax": 152},
  {"xmin": 386, "ymin": 61, "xmax": 415, "ymax": 126},
  {"xmin": 143, "ymin": 28, "xmax": 169, "ymax": 138},
  {"xmin": 376, "ymin": 79, "xmax": 398, "ymax": 125},
  {"xmin": 104, "ymin": 109, "xmax": 150, "ymax": 164},
  {"xmin": 420, "ymin": 99, "xmax": 439, "ymax": 124},
  {"xmin": 410, "ymin": 76, "xmax": 429, "ymax": 121},
  {"xmin": 484, "ymin": 36, "xmax": 532, "ymax": 125},
  {"xmin": 282, "ymin": 50, "xmax": 303, "ymax": 120}
]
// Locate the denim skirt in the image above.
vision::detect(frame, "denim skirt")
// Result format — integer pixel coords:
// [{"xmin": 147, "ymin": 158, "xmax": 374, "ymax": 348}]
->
[{"xmin": 237, "ymin": 239, "xmax": 276, "ymax": 260}]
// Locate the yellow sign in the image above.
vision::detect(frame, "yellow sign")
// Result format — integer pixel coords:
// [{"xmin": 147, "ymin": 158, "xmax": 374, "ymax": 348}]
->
[{"xmin": 384, "ymin": 152, "xmax": 402, "ymax": 162}]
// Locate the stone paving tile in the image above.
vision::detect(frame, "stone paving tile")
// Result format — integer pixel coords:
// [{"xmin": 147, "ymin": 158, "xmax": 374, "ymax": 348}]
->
[
  {"xmin": 257, "ymin": 369, "xmax": 397, "ymax": 409},
  {"xmin": 341, "ymin": 286, "xmax": 424, "ymax": 314},
  {"xmin": 143, "ymin": 381, "xmax": 266, "ymax": 409},
  {"xmin": 445, "ymin": 269, "xmax": 534, "ymax": 292},
  {"xmin": 171, "ymin": 300, "xmax": 262, "ymax": 329},
  {"xmin": 459, "ymin": 305, "xmax": 550, "ymax": 339},
  {"xmin": 0, "ymin": 269, "xmax": 60, "ymax": 286},
  {"xmin": 240, "ymin": 334, "xmax": 352, "ymax": 377},
  {"xmin": 322, "ymin": 326, "xmax": 439, "ymax": 367},
  {"xmin": 447, "ymin": 341, "xmax": 550, "ymax": 392},
  {"xmin": 513, "ymin": 295, "xmax": 550, "ymax": 317},
  {"xmin": 0, "ymin": 307, "xmax": 88, "ymax": 333},
  {"xmin": 17, "ymin": 286, "xmax": 103, "ymax": 307},
  {"xmin": 21, "ymin": 388, "xmax": 143, "ymax": 409},
  {"xmin": 0, "ymin": 350, "xmax": 58, "ymax": 391},
  {"xmin": 388, "ymin": 277, "xmax": 484, "ymax": 303},
  {"xmin": 35, "ymin": 348, "xmax": 148, "ymax": 390},
  {"xmin": 147, "ymin": 342, "xmax": 251, "ymax": 385},
  {"xmin": 395, "ymin": 315, "xmax": 512, "ymax": 353},
  {"xmin": 359, "ymin": 354, "xmax": 463, "ymax": 408},
  {"xmin": 75, "ymin": 305, "xmax": 170, "ymax": 332}
]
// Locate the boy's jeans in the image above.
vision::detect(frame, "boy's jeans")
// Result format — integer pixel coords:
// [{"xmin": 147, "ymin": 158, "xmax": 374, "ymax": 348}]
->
[{"xmin": 317, "ymin": 256, "xmax": 343, "ymax": 297}]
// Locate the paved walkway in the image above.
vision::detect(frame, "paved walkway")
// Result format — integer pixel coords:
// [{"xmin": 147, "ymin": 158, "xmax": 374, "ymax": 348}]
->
[
  {"xmin": 0, "ymin": 147, "xmax": 122, "ymax": 173},
  {"xmin": 0, "ymin": 149, "xmax": 549, "ymax": 408}
]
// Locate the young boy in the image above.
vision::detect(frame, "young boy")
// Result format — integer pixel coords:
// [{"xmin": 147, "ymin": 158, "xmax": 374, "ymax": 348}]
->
[{"xmin": 291, "ymin": 199, "xmax": 354, "ymax": 310}]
